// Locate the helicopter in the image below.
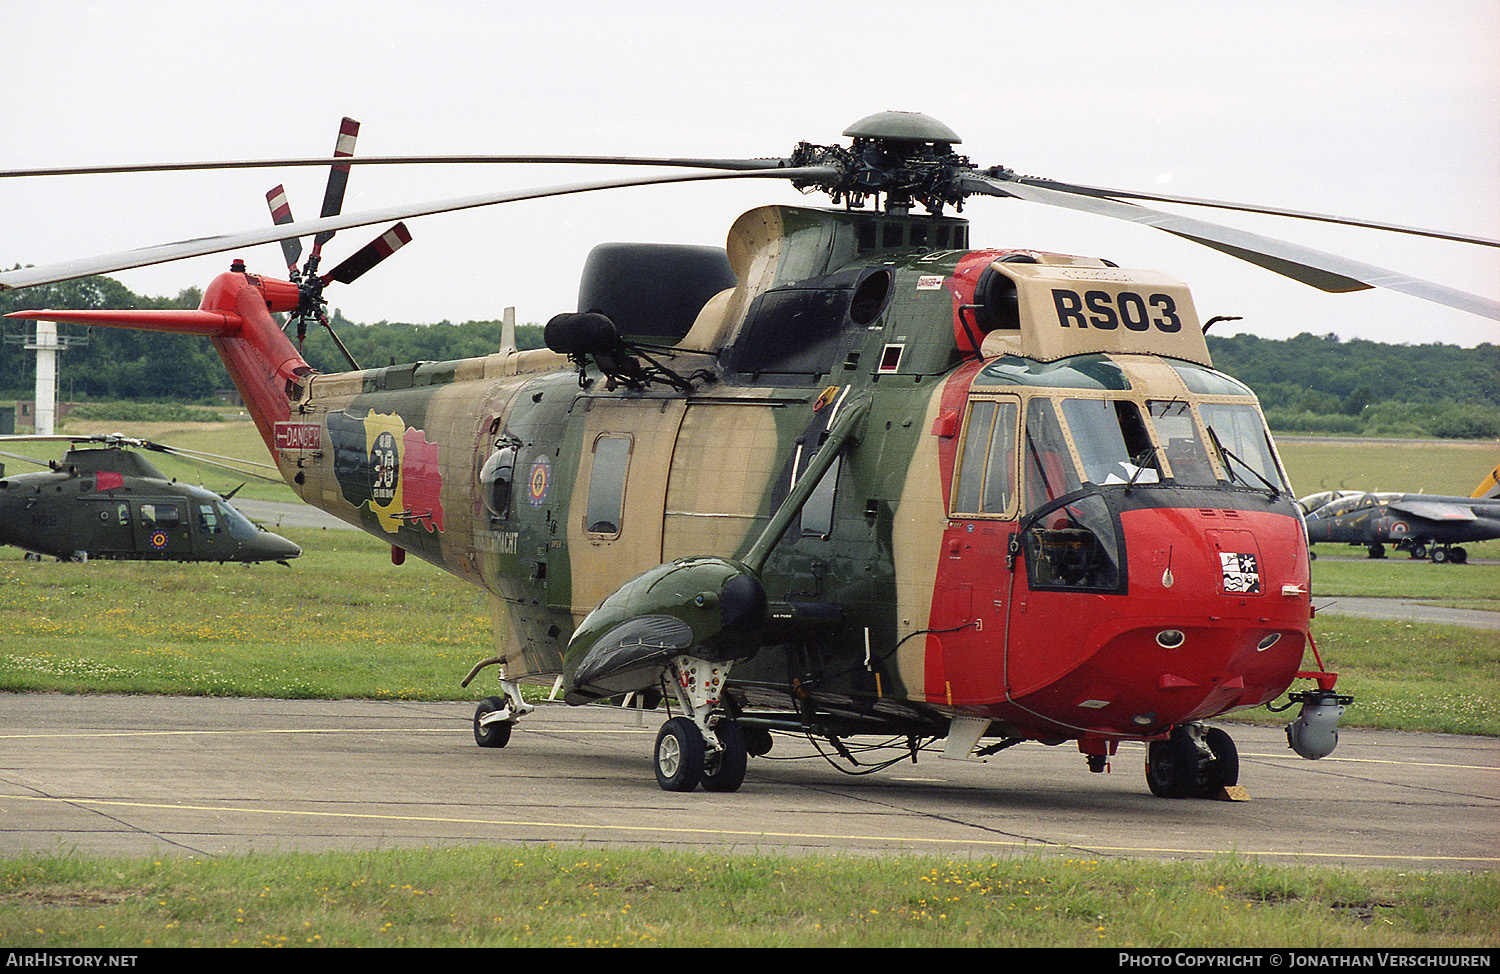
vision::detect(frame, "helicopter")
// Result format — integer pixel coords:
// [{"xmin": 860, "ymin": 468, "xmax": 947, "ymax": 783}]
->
[
  {"xmin": 1297, "ymin": 473, "xmax": 1500, "ymax": 563},
  {"xmin": 3, "ymin": 111, "xmax": 1497, "ymax": 799},
  {"xmin": 0, "ymin": 433, "xmax": 302, "ymax": 565}
]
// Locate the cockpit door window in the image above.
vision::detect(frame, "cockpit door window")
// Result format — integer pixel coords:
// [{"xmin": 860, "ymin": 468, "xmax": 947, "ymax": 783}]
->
[{"xmin": 952, "ymin": 398, "xmax": 1019, "ymax": 517}]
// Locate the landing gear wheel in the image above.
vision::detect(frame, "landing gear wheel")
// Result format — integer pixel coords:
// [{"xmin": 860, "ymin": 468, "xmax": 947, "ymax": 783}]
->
[
  {"xmin": 1145, "ymin": 732, "xmax": 1199, "ymax": 798},
  {"xmin": 1432, "ymin": 547, "xmax": 1449, "ymax": 563},
  {"xmin": 1451, "ymin": 547, "xmax": 1468, "ymax": 564},
  {"xmin": 1202, "ymin": 727, "xmax": 1239, "ymax": 793},
  {"xmin": 1409, "ymin": 544, "xmax": 1427, "ymax": 560},
  {"xmin": 1147, "ymin": 726, "xmax": 1239, "ymax": 798},
  {"xmin": 701, "ymin": 718, "xmax": 748, "ymax": 793},
  {"xmin": 1367, "ymin": 544, "xmax": 1386, "ymax": 559},
  {"xmin": 654, "ymin": 716, "xmax": 705, "ymax": 792},
  {"xmin": 473, "ymin": 696, "xmax": 513, "ymax": 748}
]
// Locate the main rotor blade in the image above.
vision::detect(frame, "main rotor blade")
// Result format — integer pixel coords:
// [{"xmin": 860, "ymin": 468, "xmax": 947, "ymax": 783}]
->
[
  {"xmin": 0, "ymin": 447, "xmax": 51, "ymax": 467},
  {"xmin": 1013, "ymin": 176, "xmax": 1500, "ymax": 249},
  {"xmin": 0, "ymin": 166, "xmax": 838, "ymax": 292},
  {"xmin": 961, "ymin": 173, "xmax": 1500, "ymax": 321},
  {"xmin": 0, "ymin": 433, "xmax": 282, "ymax": 480},
  {"xmin": 136, "ymin": 440, "xmax": 286, "ymax": 482},
  {"xmin": 1, "ymin": 154, "xmax": 795, "ymax": 179}
]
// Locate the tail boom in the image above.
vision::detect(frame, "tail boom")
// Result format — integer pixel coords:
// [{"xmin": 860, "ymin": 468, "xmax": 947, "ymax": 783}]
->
[{"xmin": 4, "ymin": 269, "xmax": 312, "ymax": 455}]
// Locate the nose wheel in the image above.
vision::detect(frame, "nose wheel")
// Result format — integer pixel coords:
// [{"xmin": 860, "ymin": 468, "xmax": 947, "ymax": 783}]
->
[{"xmin": 1145, "ymin": 724, "xmax": 1239, "ymax": 799}]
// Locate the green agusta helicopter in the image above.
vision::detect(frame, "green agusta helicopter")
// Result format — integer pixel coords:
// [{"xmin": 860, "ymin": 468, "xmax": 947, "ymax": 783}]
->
[{"xmin": 0, "ymin": 433, "xmax": 302, "ymax": 564}]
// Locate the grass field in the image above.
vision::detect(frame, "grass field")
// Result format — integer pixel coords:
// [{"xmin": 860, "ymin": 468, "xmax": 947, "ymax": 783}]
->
[{"xmin": 3, "ymin": 847, "xmax": 1496, "ymax": 948}]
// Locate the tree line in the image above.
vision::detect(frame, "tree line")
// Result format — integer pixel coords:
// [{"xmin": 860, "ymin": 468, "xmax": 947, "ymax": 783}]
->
[{"xmin": 2, "ymin": 274, "xmax": 1495, "ymax": 438}]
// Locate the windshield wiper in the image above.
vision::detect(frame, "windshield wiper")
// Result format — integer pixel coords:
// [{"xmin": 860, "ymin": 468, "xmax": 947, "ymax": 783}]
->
[
  {"xmin": 1207, "ymin": 427, "xmax": 1279, "ymax": 498},
  {"xmin": 1125, "ymin": 445, "xmax": 1162, "ymax": 490}
]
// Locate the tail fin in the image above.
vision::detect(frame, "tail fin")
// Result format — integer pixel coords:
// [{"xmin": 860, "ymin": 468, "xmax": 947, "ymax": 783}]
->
[
  {"xmin": 1473, "ymin": 464, "xmax": 1500, "ymax": 500},
  {"xmin": 5, "ymin": 269, "xmax": 313, "ymax": 456}
]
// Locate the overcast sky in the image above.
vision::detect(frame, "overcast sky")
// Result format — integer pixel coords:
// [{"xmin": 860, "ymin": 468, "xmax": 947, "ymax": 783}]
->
[{"xmin": 3, "ymin": 0, "xmax": 1497, "ymax": 349}]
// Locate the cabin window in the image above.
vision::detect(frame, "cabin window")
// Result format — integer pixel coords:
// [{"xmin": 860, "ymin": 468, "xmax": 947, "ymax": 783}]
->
[
  {"xmin": 1147, "ymin": 400, "xmax": 1216, "ymax": 486},
  {"xmin": 1060, "ymin": 398, "xmax": 1159, "ymax": 486},
  {"xmin": 952, "ymin": 399, "xmax": 1019, "ymax": 516},
  {"xmin": 480, "ymin": 442, "xmax": 518, "ymax": 521},
  {"xmin": 1023, "ymin": 398, "xmax": 1082, "ymax": 512},
  {"xmin": 1200, "ymin": 402, "xmax": 1288, "ymax": 492},
  {"xmin": 115, "ymin": 502, "xmax": 130, "ymax": 526},
  {"xmin": 139, "ymin": 502, "xmax": 180, "ymax": 528},
  {"xmin": 585, "ymin": 434, "xmax": 632, "ymax": 537},
  {"xmin": 197, "ymin": 503, "xmax": 222, "ymax": 534}
]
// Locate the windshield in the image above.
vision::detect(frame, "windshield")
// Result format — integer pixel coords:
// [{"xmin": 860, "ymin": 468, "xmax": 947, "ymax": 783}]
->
[
  {"xmin": 1060, "ymin": 398, "xmax": 1159, "ymax": 486},
  {"xmin": 1147, "ymin": 400, "xmax": 1217, "ymax": 486},
  {"xmin": 1200, "ymin": 402, "xmax": 1288, "ymax": 492},
  {"xmin": 218, "ymin": 501, "xmax": 262, "ymax": 541}
]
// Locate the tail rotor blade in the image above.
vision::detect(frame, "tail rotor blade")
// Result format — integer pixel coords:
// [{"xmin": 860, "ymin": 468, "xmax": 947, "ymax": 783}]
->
[
  {"xmin": 323, "ymin": 223, "xmax": 412, "ymax": 285},
  {"xmin": 265, "ymin": 184, "xmax": 302, "ymax": 272},
  {"xmin": 313, "ymin": 117, "xmax": 360, "ymax": 253}
]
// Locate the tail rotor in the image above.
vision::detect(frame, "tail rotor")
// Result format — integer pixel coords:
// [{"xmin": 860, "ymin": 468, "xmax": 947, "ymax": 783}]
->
[{"xmin": 264, "ymin": 117, "xmax": 412, "ymax": 368}]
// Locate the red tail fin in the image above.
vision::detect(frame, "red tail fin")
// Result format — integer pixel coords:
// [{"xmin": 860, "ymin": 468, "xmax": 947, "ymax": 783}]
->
[{"xmin": 5, "ymin": 269, "xmax": 313, "ymax": 456}]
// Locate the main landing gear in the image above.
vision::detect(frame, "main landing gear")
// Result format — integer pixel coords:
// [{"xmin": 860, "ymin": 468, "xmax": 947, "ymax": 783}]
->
[
  {"xmin": 652, "ymin": 655, "xmax": 752, "ymax": 793},
  {"xmin": 1144, "ymin": 723, "xmax": 1240, "ymax": 799},
  {"xmin": 1395, "ymin": 540, "xmax": 1469, "ymax": 563}
]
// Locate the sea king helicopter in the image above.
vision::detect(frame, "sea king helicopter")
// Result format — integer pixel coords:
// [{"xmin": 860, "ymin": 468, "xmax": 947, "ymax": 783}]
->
[
  {"xmin": 0, "ymin": 433, "xmax": 302, "ymax": 564},
  {"xmin": 3, "ymin": 112, "xmax": 1497, "ymax": 798}
]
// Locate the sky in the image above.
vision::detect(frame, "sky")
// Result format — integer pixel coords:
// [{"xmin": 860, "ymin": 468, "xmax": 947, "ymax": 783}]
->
[{"xmin": 3, "ymin": 0, "xmax": 1497, "ymax": 349}]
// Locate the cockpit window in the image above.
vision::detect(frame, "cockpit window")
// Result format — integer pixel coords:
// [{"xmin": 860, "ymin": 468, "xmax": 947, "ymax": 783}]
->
[
  {"xmin": 1060, "ymin": 398, "xmax": 1159, "ymax": 486},
  {"xmin": 218, "ymin": 502, "xmax": 261, "ymax": 540},
  {"xmin": 1147, "ymin": 400, "xmax": 1217, "ymax": 486},
  {"xmin": 1200, "ymin": 402, "xmax": 1288, "ymax": 492},
  {"xmin": 1023, "ymin": 398, "xmax": 1082, "ymax": 512}
]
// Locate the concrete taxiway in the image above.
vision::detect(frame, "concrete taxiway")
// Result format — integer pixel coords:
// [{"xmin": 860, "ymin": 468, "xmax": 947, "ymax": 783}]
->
[{"xmin": 0, "ymin": 693, "xmax": 1494, "ymax": 869}]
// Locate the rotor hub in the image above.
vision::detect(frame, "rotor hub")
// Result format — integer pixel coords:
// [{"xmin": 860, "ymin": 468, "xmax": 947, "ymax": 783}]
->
[{"xmin": 793, "ymin": 112, "xmax": 973, "ymax": 215}]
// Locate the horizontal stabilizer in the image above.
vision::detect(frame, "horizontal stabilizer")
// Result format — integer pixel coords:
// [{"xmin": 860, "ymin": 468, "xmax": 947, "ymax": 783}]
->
[{"xmin": 3, "ymin": 308, "xmax": 241, "ymax": 337}]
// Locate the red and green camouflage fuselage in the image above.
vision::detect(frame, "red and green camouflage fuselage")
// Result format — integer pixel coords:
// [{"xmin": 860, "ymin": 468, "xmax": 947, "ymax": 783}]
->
[{"xmin": 18, "ymin": 203, "xmax": 1320, "ymax": 760}]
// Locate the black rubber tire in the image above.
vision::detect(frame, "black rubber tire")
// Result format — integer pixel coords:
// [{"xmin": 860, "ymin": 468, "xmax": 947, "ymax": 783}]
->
[
  {"xmin": 654, "ymin": 716, "xmax": 706, "ymax": 792},
  {"xmin": 473, "ymin": 697, "xmax": 513, "ymax": 748},
  {"xmin": 1146, "ymin": 734, "xmax": 1198, "ymax": 799},
  {"xmin": 701, "ymin": 719, "xmax": 749, "ymax": 793},
  {"xmin": 1203, "ymin": 727, "xmax": 1240, "ymax": 793}
]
